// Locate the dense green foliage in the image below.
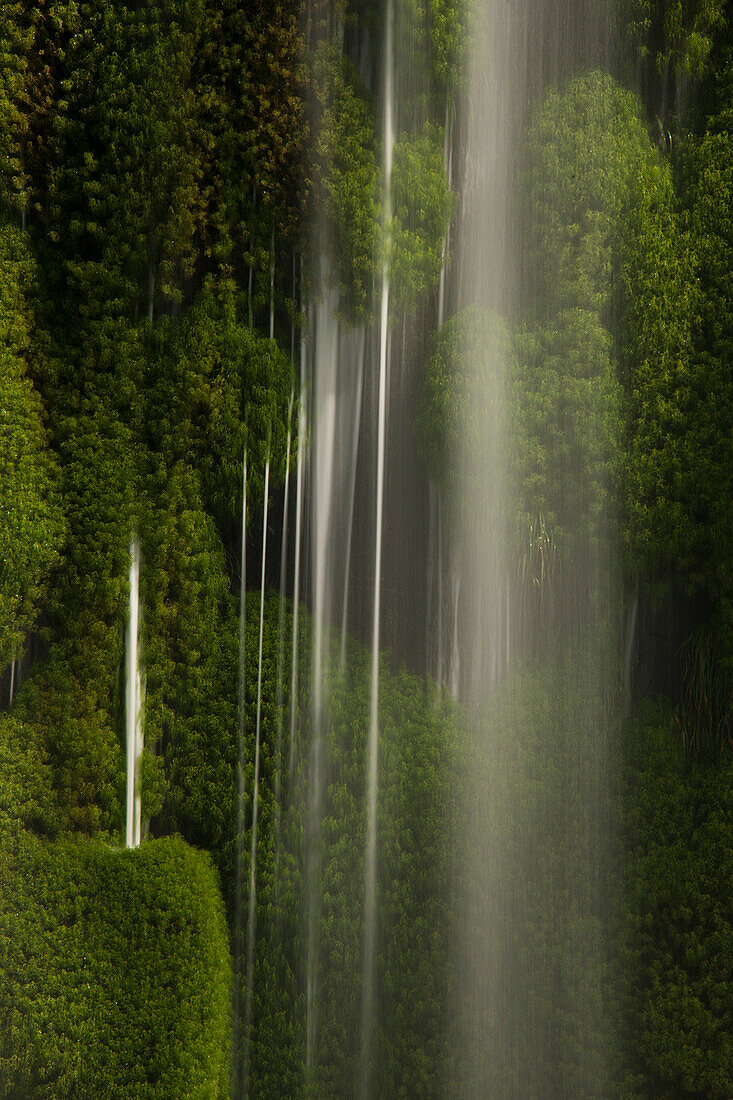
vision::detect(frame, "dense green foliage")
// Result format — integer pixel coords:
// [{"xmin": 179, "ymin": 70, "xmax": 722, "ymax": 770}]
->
[
  {"xmin": 620, "ymin": 0, "xmax": 726, "ymax": 75},
  {"xmin": 0, "ymin": 223, "xmax": 64, "ymax": 670},
  {"xmin": 621, "ymin": 705, "xmax": 733, "ymax": 1098},
  {"xmin": 2, "ymin": 0, "xmax": 733, "ymax": 1094},
  {"xmin": 390, "ymin": 123, "xmax": 453, "ymax": 310},
  {"xmin": 0, "ymin": 716, "xmax": 231, "ymax": 1098},
  {"xmin": 309, "ymin": 47, "xmax": 451, "ymax": 318},
  {"xmin": 218, "ymin": 597, "xmax": 460, "ymax": 1097},
  {"xmin": 311, "ymin": 48, "xmax": 380, "ymax": 319}
]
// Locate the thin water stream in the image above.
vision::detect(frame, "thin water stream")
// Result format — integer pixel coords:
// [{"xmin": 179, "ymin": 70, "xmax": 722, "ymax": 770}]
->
[{"xmin": 125, "ymin": 538, "xmax": 142, "ymax": 849}]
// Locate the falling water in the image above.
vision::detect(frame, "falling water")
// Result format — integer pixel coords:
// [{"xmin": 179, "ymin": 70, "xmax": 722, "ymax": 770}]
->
[
  {"xmin": 243, "ymin": 453, "xmax": 270, "ymax": 1094},
  {"xmin": 437, "ymin": 101, "xmax": 454, "ymax": 332},
  {"xmin": 451, "ymin": 0, "xmax": 615, "ymax": 1094},
  {"xmin": 8, "ymin": 650, "xmax": 15, "ymax": 707},
  {"xmin": 339, "ymin": 332, "xmax": 365, "ymax": 672},
  {"xmin": 269, "ymin": 229, "xmax": 276, "ymax": 341},
  {"xmin": 305, "ymin": 282, "xmax": 339, "ymax": 1077},
  {"xmin": 274, "ymin": 398, "xmax": 294, "ymax": 839},
  {"xmin": 305, "ymin": 257, "xmax": 368, "ymax": 1072},
  {"xmin": 289, "ymin": 388, "xmax": 305, "ymax": 784},
  {"xmin": 125, "ymin": 538, "xmax": 142, "ymax": 849},
  {"xmin": 360, "ymin": 1, "xmax": 394, "ymax": 1090},
  {"xmin": 448, "ymin": 561, "xmax": 461, "ymax": 699},
  {"xmin": 233, "ymin": 451, "xmax": 247, "ymax": 1095}
]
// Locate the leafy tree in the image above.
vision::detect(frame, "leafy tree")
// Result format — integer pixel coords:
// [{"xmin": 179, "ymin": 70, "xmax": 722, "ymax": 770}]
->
[
  {"xmin": 670, "ymin": 115, "xmax": 733, "ymax": 642},
  {"xmin": 0, "ymin": 827, "xmax": 232, "ymax": 1098},
  {"xmin": 619, "ymin": 0, "xmax": 726, "ymax": 76},
  {"xmin": 217, "ymin": 0, "xmax": 306, "ymax": 327},
  {"xmin": 419, "ymin": 302, "xmax": 619, "ymax": 553},
  {"xmin": 525, "ymin": 70, "xmax": 713, "ymax": 616},
  {"xmin": 311, "ymin": 46, "xmax": 380, "ymax": 320},
  {"xmin": 148, "ymin": 279, "xmax": 294, "ymax": 534},
  {"xmin": 47, "ymin": 0, "xmax": 209, "ymax": 322},
  {"xmin": 309, "ymin": 53, "xmax": 451, "ymax": 319},
  {"xmin": 13, "ymin": 0, "xmax": 60, "ymax": 230},
  {"xmin": 513, "ymin": 308, "xmax": 620, "ymax": 552},
  {"xmin": 450, "ymin": 653, "xmax": 616, "ymax": 1098},
  {"xmin": 526, "ymin": 71, "xmax": 664, "ymax": 323},
  {"xmin": 428, "ymin": 0, "xmax": 467, "ymax": 95},
  {"xmin": 390, "ymin": 121, "xmax": 452, "ymax": 311},
  {"xmin": 0, "ymin": 1, "xmax": 30, "ymax": 213}
]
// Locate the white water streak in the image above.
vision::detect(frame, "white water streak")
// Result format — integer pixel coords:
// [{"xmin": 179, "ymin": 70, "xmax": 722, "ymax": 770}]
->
[
  {"xmin": 125, "ymin": 538, "xmax": 142, "ymax": 849},
  {"xmin": 361, "ymin": 2, "xmax": 394, "ymax": 1090},
  {"xmin": 449, "ymin": 559, "xmax": 461, "ymax": 699},
  {"xmin": 244, "ymin": 453, "xmax": 270, "ymax": 1093},
  {"xmin": 234, "ymin": 452, "xmax": 247, "ymax": 1091},
  {"xmin": 306, "ymin": 283, "xmax": 340, "ymax": 1075},
  {"xmin": 289, "ymin": 388, "xmax": 306, "ymax": 783},
  {"xmin": 275, "ymin": 400, "xmax": 294, "ymax": 837},
  {"xmin": 269, "ymin": 229, "xmax": 276, "ymax": 340},
  {"xmin": 437, "ymin": 100, "xmax": 454, "ymax": 330},
  {"xmin": 339, "ymin": 333, "xmax": 365, "ymax": 671}
]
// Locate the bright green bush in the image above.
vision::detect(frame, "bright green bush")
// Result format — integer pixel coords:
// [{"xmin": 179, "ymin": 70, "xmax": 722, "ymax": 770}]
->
[
  {"xmin": 0, "ymin": 714, "xmax": 57, "ymax": 840},
  {"xmin": 0, "ymin": 830, "xmax": 231, "ymax": 1099}
]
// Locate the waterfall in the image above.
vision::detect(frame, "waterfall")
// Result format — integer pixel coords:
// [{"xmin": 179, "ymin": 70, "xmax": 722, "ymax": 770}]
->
[
  {"xmin": 305, "ymin": 257, "xmax": 368, "ymax": 1074},
  {"xmin": 289, "ymin": 388, "xmax": 305, "ymax": 784},
  {"xmin": 125, "ymin": 537, "xmax": 142, "ymax": 849},
  {"xmin": 269, "ymin": 229, "xmax": 276, "ymax": 341},
  {"xmin": 274, "ymin": 396, "xmax": 294, "ymax": 844},
  {"xmin": 339, "ymin": 331, "xmax": 365, "ymax": 672},
  {"xmin": 243, "ymin": 452, "xmax": 270, "ymax": 1095},
  {"xmin": 233, "ymin": 451, "xmax": 247, "ymax": 1096},
  {"xmin": 437, "ymin": 100, "xmax": 454, "ymax": 331},
  {"xmin": 8, "ymin": 650, "xmax": 16, "ymax": 707},
  {"xmin": 360, "ymin": 1, "xmax": 394, "ymax": 1089},
  {"xmin": 276, "ymin": 0, "xmax": 618, "ymax": 1093},
  {"xmin": 448, "ymin": 558, "xmax": 461, "ymax": 700},
  {"xmin": 305, "ymin": 283, "xmax": 339, "ymax": 1076},
  {"xmin": 450, "ymin": 1, "xmax": 616, "ymax": 1094}
]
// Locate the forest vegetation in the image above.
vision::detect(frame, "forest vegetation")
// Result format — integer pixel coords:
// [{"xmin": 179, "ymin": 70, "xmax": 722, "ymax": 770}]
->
[{"xmin": 1, "ymin": 0, "xmax": 733, "ymax": 1096}]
